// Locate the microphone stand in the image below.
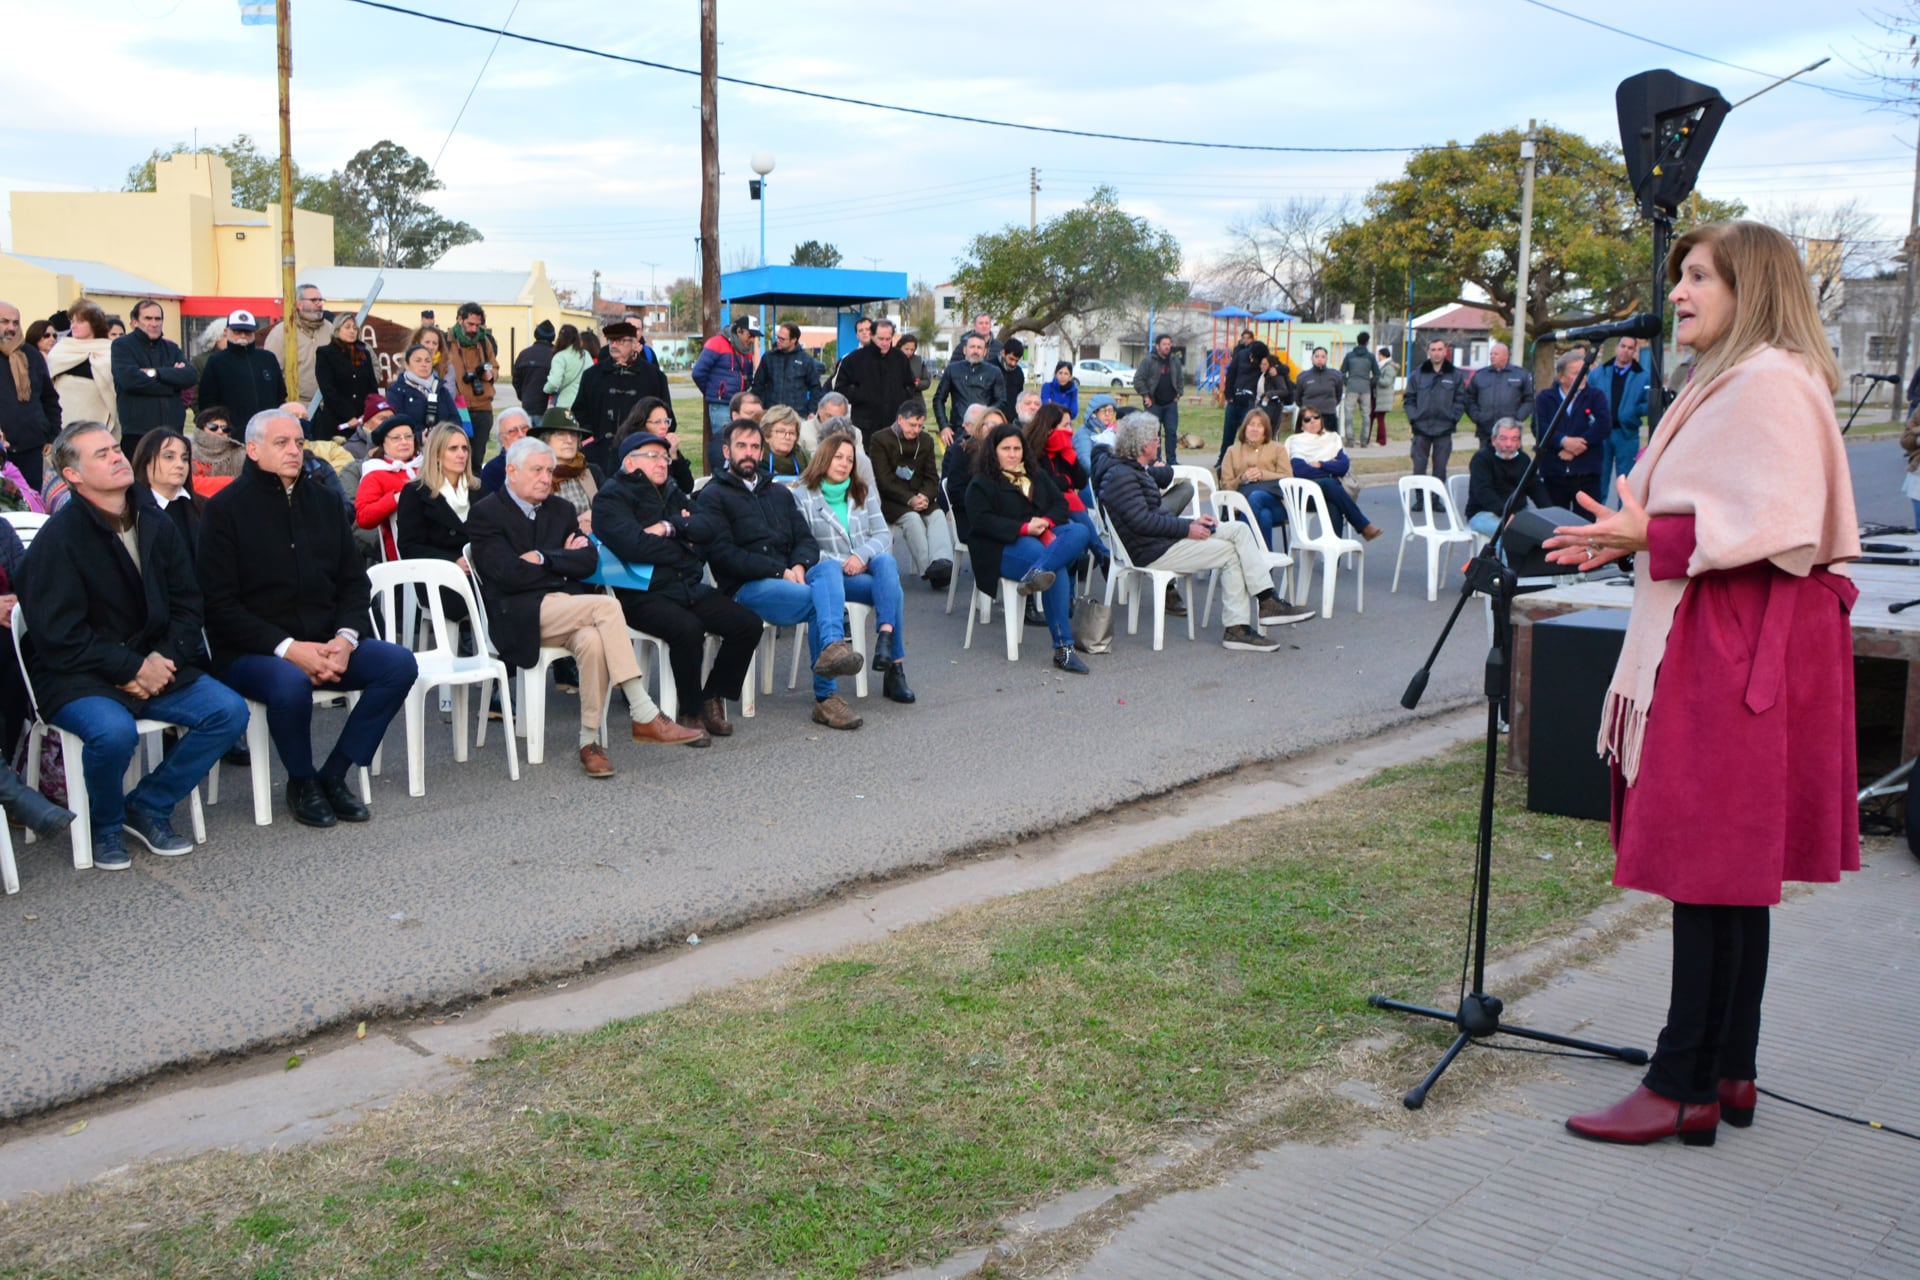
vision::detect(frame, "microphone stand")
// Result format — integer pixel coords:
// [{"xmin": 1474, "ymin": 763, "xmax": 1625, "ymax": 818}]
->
[
  {"xmin": 1367, "ymin": 355, "xmax": 1647, "ymax": 1109},
  {"xmin": 1842, "ymin": 374, "xmax": 1895, "ymax": 436}
]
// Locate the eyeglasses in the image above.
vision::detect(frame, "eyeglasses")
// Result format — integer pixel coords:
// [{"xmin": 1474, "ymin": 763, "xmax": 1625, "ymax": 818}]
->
[{"xmin": 635, "ymin": 450, "xmax": 670, "ymax": 462}]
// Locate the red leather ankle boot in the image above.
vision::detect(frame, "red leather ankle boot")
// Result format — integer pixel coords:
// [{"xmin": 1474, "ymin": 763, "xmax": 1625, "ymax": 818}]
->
[
  {"xmin": 1566, "ymin": 1085, "xmax": 1719, "ymax": 1146},
  {"xmin": 1718, "ymin": 1079, "xmax": 1757, "ymax": 1128}
]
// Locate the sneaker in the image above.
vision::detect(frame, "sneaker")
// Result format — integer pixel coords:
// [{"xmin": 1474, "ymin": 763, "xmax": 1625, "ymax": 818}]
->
[
  {"xmin": 812, "ymin": 639, "xmax": 865, "ymax": 678},
  {"xmin": 122, "ymin": 808, "xmax": 193, "ymax": 856},
  {"xmin": 91, "ymin": 831, "xmax": 131, "ymax": 872},
  {"xmin": 811, "ymin": 694, "xmax": 864, "ymax": 730},
  {"xmin": 1258, "ymin": 599, "xmax": 1316, "ymax": 626},
  {"xmin": 1015, "ymin": 566, "xmax": 1055, "ymax": 597},
  {"xmin": 1223, "ymin": 625, "xmax": 1282, "ymax": 652}
]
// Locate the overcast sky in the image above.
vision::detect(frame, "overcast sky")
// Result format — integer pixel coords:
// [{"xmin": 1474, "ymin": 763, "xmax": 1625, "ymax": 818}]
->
[{"xmin": 0, "ymin": 0, "xmax": 1904, "ymax": 305}]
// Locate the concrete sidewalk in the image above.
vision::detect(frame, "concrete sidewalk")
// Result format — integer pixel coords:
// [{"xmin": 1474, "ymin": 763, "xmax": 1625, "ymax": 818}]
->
[{"xmin": 1051, "ymin": 846, "xmax": 1920, "ymax": 1280}]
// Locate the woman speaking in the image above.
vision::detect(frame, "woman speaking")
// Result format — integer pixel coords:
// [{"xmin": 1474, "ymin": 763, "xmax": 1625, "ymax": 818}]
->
[{"xmin": 1545, "ymin": 220, "xmax": 1860, "ymax": 1147}]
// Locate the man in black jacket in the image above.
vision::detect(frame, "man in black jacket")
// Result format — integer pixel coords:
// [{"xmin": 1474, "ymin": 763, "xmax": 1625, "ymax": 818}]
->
[
  {"xmin": 572, "ymin": 321, "xmax": 672, "ymax": 475},
  {"xmin": 18, "ymin": 422, "xmax": 248, "ymax": 869},
  {"xmin": 691, "ymin": 418, "xmax": 866, "ymax": 730},
  {"xmin": 1094, "ymin": 412, "xmax": 1310, "ymax": 650},
  {"xmin": 110, "ymin": 299, "xmax": 196, "ymax": 446},
  {"xmin": 511, "ymin": 320, "xmax": 556, "ymax": 418},
  {"xmin": 834, "ymin": 319, "xmax": 913, "ymax": 436},
  {"xmin": 1216, "ymin": 330, "xmax": 1261, "ymax": 471},
  {"xmin": 931, "ymin": 333, "xmax": 1005, "ymax": 444},
  {"xmin": 592, "ymin": 431, "xmax": 763, "ymax": 743},
  {"xmin": 469, "ymin": 435, "xmax": 701, "ymax": 776},
  {"xmin": 1465, "ymin": 418, "xmax": 1552, "ymax": 541},
  {"xmin": 199, "ymin": 409, "xmax": 417, "ymax": 827},
  {"xmin": 0, "ymin": 299, "xmax": 62, "ymax": 489},
  {"xmin": 751, "ymin": 322, "xmax": 822, "ymax": 416},
  {"xmin": 195, "ymin": 310, "xmax": 285, "ymax": 428}
]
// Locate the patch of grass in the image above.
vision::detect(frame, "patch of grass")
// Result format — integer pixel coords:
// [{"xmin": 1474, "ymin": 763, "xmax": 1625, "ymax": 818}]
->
[{"xmin": 0, "ymin": 745, "xmax": 1617, "ymax": 1280}]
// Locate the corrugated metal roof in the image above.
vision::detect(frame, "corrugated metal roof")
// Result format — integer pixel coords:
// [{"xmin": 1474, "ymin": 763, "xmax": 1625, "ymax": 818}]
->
[
  {"xmin": 299, "ymin": 266, "xmax": 534, "ymax": 304},
  {"xmin": 11, "ymin": 254, "xmax": 180, "ymax": 297}
]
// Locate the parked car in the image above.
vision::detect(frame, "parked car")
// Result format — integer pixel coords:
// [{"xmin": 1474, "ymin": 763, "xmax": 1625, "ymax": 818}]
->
[{"xmin": 1074, "ymin": 358, "xmax": 1134, "ymax": 388}]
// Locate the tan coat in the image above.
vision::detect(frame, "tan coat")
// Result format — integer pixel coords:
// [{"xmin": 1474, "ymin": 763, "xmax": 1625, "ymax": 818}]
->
[
  {"xmin": 263, "ymin": 315, "xmax": 335, "ymax": 401},
  {"xmin": 1218, "ymin": 440, "xmax": 1289, "ymax": 490},
  {"xmin": 45, "ymin": 336, "xmax": 119, "ymax": 436}
]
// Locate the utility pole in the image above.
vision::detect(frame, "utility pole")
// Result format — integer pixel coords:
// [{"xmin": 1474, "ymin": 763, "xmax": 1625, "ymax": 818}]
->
[
  {"xmin": 1895, "ymin": 115, "xmax": 1920, "ymax": 414},
  {"xmin": 1030, "ymin": 167, "xmax": 1040, "ymax": 234},
  {"xmin": 1512, "ymin": 120, "xmax": 1538, "ymax": 366},
  {"xmin": 275, "ymin": 0, "xmax": 299, "ymax": 401},
  {"xmin": 698, "ymin": 0, "xmax": 720, "ymax": 337},
  {"xmin": 591, "ymin": 268, "xmax": 601, "ymax": 311}
]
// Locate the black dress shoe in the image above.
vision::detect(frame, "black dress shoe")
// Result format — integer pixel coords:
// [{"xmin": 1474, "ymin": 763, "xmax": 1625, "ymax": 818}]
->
[
  {"xmin": 883, "ymin": 663, "xmax": 916, "ymax": 704},
  {"xmin": 222, "ymin": 742, "xmax": 252, "ymax": 769},
  {"xmin": 289, "ymin": 777, "xmax": 338, "ymax": 828},
  {"xmin": 1025, "ymin": 600, "xmax": 1048, "ymax": 627},
  {"xmin": 1053, "ymin": 646, "xmax": 1090, "ymax": 675},
  {"xmin": 322, "ymin": 777, "xmax": 371, "ymax": 823},
  {"xmin": 871, "ymin": 629, "xmax": 896, "ymax": 671},
  {"xmin": 925, "ymin": 559, "xmax": 952, "ymax": 590}
]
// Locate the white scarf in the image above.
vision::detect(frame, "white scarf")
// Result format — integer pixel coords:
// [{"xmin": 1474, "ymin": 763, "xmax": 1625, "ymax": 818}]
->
[
  {"xmin": 440, "ymin": 479, "xmax": 471, "ymax": 521},
  {"xmin": 1286, "ymin": 429, "xmax": 1344, "ymax": 466}
]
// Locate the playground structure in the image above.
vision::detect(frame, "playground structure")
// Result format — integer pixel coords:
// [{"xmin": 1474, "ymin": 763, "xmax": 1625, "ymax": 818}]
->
[{"xmin": 1199, "ymin": 306, "xmax": 1371, "ymax": 395}]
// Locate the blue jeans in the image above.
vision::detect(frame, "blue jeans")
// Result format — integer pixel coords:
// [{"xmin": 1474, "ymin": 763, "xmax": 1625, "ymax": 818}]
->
[
  {"xmin": 221, "ymin": 639, "xmax": 418, "ymax": 779},
  {"xmin": 1243, "ymin": 488, "xmax": 1287, "ymax": 551},
  {"xmin": 1065, "ymin": 508, "xmax": 1111, "ymax": 565},
  {"xmin": 1314, "ymin": 477, "xmax": 1371, "ymax": 536},
  {"xmin": 49, "ymin": 677, "xmax": 250, "ymax": 836},
  {"xmin": 1601, "ymin": 425, "xmax": 1641, "ymax": 499},
  {"xmin": 1147, "ymin": 402, "xmax": 1180, "ymax": 462},
  {"xmin": 814, "ymin": 552, "xmax": 905, "ymax": 661},
  {"xmin": 997, "ymin": 521, "xmax": 1094, "ymax": 650},
  {"xmin": 734, "ymin": 563, "xmax": 847, "ymax": 699}
]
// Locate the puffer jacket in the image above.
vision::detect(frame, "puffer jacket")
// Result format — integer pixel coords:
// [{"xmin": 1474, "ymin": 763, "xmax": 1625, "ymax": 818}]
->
[
  {"xmin": 1095, "ymin": 455, "xmax": 1190, "ymax": 567},
  {"xmin": 688, "ymin": 465, "xmax": 819, "ymax": 594},
  {"xmin": 751, "ymin": 344, "xmax": 822, "ymax": 415},
  {"xmin": 790, "ymin": 482, "xmax": 893, "ymax": 565},
  {"xmin": 691, "ymin": 333, "xmax": 754, "ymax": 403}
]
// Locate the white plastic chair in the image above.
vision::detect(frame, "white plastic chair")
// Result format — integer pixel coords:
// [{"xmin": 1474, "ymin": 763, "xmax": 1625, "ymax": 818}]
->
[
  {"xmin": 0, "ymin": 816, "xmax": 17, "ymax": 893},
  {"xmin": 368, "ymin": 560, "xmax": 519, "ymax": 796},
  {"xmin": 208, "ymin": 691, "xmax": 372, "ymax": 826},
  {"xmin": 464, "ymin": 542, "xmax": 603, "ymax": 766},
  {"xmin": 785, "ymin": 603, "xmax": 874, "ymax": 696},
  {"xmin": 944, "ymin": 542, "xmax": 973, "ymax": 615},
  {"xmin": 2, "ymin": 511, "xmax": 49, "ymax": 548},
  {"xmin": 1393, "ymin": 476, "xmax": 1476, "ymax": 602},
  {"xmin": 1276, "ymin": 479, "xmax": 1365, "ymax": 619},
  {"xmin": 963, "ymin": 577, "xmax": 1025, "ymax": 661},
  {"xmin": 1095, "ymin": 502, "xmax": 1198, "ymax": 650},
  {"xmin": 1212, "ymin": 488, "xmax": 1294, "ymax": 600},
  {"xmin": 11, "ymin": 605, "xmax": 206, "ymax": 869},
  {"xmin": 1167, "ymin": 464, "xmax": 1218, "ymax": 519}
]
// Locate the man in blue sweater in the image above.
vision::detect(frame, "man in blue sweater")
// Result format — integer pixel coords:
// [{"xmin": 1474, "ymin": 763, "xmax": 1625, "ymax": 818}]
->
[{"xmin": 1586, "ymin": 336, "xmax": 1650, "ymax": 503}]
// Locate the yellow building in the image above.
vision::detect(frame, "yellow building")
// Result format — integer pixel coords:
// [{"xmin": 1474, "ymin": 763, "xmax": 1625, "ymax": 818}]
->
[
  {"xmin": 299, "ymin": 264, "xmax": 573, "ymax": 367},
  {"xmin": 0, "ymin": 151, "xmax": 333, "ymax": 327}
]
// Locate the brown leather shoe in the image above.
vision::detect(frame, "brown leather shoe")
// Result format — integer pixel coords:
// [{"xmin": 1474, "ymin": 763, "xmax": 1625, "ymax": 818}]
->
[
  {"xmin": 700, "ymin": 697, "xmax": 734, "ymax": 737},
  {"xmin": 813, "ymin": 639, "xmax": 864, "ymax": 678},
  {"xmin": 811, "ymin": 694, "xmax": 863, "ymax": 730},
  {"xmin": 632, "ymin": 713, "xmax": 705, "ymax": 745},
  {"xmin": 1361, "ymin": 524, "xmax": 1383, "ymax": 541},
  {"xmin": 579, "ymin": 743, "xmax": 614, "ymax": 778},
  {"xmin": 674, "ymin": 715, "xmax": 713, "ymax": 747}
]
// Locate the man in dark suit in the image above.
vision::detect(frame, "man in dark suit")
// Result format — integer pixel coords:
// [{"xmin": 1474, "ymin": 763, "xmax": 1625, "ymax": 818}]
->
[
  {"xmin": 467, "ymin": 435, "xmax": 701, "ymax": 777},
  {"xmin": 18, "ymin": 422, "xmax": 248, "ymax": 869},
  {"xmin": 198, "ymin": 409, "xmax": 417, "ymax": 828}
]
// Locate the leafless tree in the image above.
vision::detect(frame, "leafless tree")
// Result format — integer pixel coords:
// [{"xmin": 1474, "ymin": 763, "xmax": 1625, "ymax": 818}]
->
[
  {"xmin": 1759, "ymin": 198, "xmax": 1895, "ymax": 319},
  {"xmin": 1207, "ymin": 197, "xmax": 1352, "ymax": 320}
]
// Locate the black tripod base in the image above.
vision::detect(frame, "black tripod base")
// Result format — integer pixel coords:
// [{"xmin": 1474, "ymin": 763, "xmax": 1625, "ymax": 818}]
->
[{"xmin": 1368, "ymin": 992, "xmax": 1649, "ymax": 1109}]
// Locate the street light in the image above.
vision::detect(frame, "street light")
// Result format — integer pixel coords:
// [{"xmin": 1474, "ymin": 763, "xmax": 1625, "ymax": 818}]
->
[{"xmin": 750, "ymin": 152, "xmax": 775, "ymax": 336}]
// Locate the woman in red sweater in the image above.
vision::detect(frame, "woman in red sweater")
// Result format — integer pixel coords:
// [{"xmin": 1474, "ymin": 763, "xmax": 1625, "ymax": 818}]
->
[{"xmin": 354, "ymin": 417, "xmax": 420, "ymax": 561}]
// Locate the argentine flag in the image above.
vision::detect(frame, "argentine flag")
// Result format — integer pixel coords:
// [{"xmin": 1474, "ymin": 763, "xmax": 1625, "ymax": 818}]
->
[{"xmin": 239, "ymin": 1, "xmax": 275, "ymax": 25}]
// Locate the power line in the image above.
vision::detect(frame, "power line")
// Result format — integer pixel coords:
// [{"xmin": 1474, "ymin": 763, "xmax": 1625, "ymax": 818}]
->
[
  {"xmin": 429, "ymin": 0, "xmax": 521, "ymax": 173},
  {"xmin": 1518, "ymin": 0, "xmax": 1882, "ymax": 104},
  {"xmin": 338, "ymin": 0, "xmax": 1505, "ymax": 156}
]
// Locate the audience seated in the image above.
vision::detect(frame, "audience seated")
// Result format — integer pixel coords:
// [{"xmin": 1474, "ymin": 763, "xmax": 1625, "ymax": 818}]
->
[
  {"xmin": 791, "ymin": 430, "xmax": 915, "ymax": 704},
  {"xmin": 763, "ymin": 406, "xmax": 809, "ymax": 483},
  {"xmin": 17, "ymin": 422, "xmax": 246, "ymax": 867},
  {"xmin": 532, "ymin": 408, "xmax": 600, "ymax": 533},
  {"xmin": 1465, "ymin": 417, "xmax": 1552, "ymax": 542},
  {"xmin": 131, "ymin": 428, "xmax": 206, "ymax": 553},
  {"xmin": 962, "ymin": 421, "xmax": 1093, "ymax": 673},
  {"xmin": 396, "ymin": 423, "xmax": 480, "ymax": 622},
  {"xmin": 354, "ymin": 416, "xmax": 419, "ymax": 560},
  {"xmin": 1023, "ymin": 401, "xmax": 1110, "ymax": 576},
  {"xmin": 188, "ymin": 405, "xmax": 244, "ymax": 498},
  {"xmin": 1286, "ymin": 406, "xmax": 1382, "ymax": 541},
  {"xmin": 614, "ymin": 397, "xmax": 697, "ymax": 495},
  {"xmin": 865, "ymin": 398, "xmax": 953, "ymax": 590},
  {"xmin": 468, "ymin": 435, "xmax": 701, "ymax": 777},
  {"xmin": 691, "ymin": 418, "xmax": 867, "ymax": 730},
  {"xmin": 1097, "ymin": 411, "xmax": 1310, "ymax": 651},
  {"xmin": 198, "ymin": 410, "xmax": 418, "ymax": 827},
  {"xmin": 592, "ymin": 430, "xmax": 762, "ymax": 744},
  {"xmin": 478, "ymin": 406, "xmax": 531, "ymax": 495},
  {"xmin": 1216, "ymin": 408, "xmax": 1289, "ymax": 551}
]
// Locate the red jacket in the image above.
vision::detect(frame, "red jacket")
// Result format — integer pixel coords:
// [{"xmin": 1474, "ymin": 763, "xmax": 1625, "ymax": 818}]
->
[{"xmin": 355, "ymin": 459, "xmax": 418, "ymax": 560}]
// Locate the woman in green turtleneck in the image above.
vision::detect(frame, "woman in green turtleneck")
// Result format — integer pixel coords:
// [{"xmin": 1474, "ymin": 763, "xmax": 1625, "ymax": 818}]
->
[{"xmin": 790, "ymin": 430, "xmax": 915, "ymax": 705}]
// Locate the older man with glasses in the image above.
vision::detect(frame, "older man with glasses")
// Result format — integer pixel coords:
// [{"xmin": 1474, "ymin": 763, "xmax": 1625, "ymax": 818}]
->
[{"xmin": 263, "ymin": 283, "xmax": 334, "ymax": 403}]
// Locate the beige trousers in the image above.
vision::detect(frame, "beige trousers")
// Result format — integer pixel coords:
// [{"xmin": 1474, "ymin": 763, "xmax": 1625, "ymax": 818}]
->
[{"xmin": 538, "ymin": 593, "xmax": 650, "ymax": 730}]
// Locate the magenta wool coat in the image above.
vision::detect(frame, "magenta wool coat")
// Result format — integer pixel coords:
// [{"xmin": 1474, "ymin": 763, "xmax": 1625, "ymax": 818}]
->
[{"xmin": 1609, "ymin": 515, "xmax": 1860, "ymax": 907}]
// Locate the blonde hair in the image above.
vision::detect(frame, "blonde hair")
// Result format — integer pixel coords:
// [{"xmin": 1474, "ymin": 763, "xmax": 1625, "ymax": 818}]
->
[
  {"xmin": 1667, "ymin": 220, "xmax": 1839, "ymax": 393},
  {"xmin": 761, "ymin": 404, "xmax": 802, "ymax": 434},
  {"xmin": 417, "ymin": 422, "xmax": 473, "ymax": 495}
]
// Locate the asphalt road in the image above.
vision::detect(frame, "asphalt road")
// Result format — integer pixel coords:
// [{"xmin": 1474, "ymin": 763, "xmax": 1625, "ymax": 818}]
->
[{"xmin": 0, "ymin": 437, "xmax": 1906, "ymax": 1120}]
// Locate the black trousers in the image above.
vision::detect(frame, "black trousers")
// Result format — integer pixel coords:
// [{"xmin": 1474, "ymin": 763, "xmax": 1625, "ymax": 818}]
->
[
  {"xmin": 1543, "ymin": 474, "xmax": 1603, "ymax": 510},
  {"xmin": 617, "ymin": 586, "xmax": 762, "ymax": 707},
  {"xmin": 1645, "ymin": 902, "xmax": 1770, "ymax": 1104}
]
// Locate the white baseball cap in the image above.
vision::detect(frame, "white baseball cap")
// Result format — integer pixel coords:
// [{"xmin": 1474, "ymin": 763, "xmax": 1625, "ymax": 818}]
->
[{"xmin": 226, "ymin": 308, "xmax": 259, "ymax": 331}]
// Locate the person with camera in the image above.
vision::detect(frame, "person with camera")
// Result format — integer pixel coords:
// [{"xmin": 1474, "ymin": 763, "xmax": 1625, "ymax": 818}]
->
[{"xmin": 445, "ymin": 303, "xmax": 499, "ymax": 443}]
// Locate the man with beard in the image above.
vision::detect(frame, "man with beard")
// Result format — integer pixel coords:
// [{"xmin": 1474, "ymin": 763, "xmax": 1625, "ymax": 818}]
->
[
  {"xmin": 1464, "ymin": 417, "xmax": 1551, "ymax": 541},
  {"xmin": 835, "ymin": 318, "xmax": 912, "ymax": 437},
  {"xmin": 752, "ymin": 322, "xmax": 821, "ymax": 415},
  {"xmin": 573, "ymin": 321, "xmax": 672, "ymax": 474},
  {"xmin": 931, "ymin": 333, "xmax": 1006, "ymax": 446},
  {"xmin": 196, "ymin": 310, "xmax": 285, "ymax": 428},
  {"xmin": 262, "ymin": 282, "xmax": 334, "ymax": 402}
]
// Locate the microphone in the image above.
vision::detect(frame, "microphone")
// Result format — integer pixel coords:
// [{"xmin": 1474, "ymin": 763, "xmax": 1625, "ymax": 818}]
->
[
  {"xmin": 1543, "ymin": 313, "xmax": 1664, "ymax": 343},
  {"xmin": 1859, "ymin": 372, "xmax": 1900, "ymax": 384}
]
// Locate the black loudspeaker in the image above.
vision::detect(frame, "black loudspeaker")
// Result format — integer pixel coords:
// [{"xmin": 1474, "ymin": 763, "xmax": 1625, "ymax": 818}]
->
[
  {"xmin": 1500, "ymin": 506, "xmax": 1583, "ymax": 577},
  {"xmin": 1527, "ymin": 608, "xmax": 1631, "ymax": 821}
]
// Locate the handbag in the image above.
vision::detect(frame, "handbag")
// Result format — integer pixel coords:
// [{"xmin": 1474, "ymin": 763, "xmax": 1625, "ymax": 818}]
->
[
  {"xmin": 1074, "ymin": 567, "xmax": 1116, "ymax": 655},
  {"xmin": 1237, "ymin": 479, "xmax": 1285, "ymax": 500}
]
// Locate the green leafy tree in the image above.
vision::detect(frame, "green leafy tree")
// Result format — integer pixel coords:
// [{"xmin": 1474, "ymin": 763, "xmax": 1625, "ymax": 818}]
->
[
  {"xmin": 667, "ymin": 277, "xmax": 702, "ymax": 332},
  {"xmin": 1325, "ymin": 125, "xmax": 1743, "ymax": 359},
  {"xmin": 789, "ymin": 239, "xmax": 842, "ymax": 268},
  {"xmin": 335, "ymin": 141, "xmax": 482, "ymax": 269},
  {"xmin": 953, "ymin": 185, "xmax": 1184, "ymax": 340}
]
